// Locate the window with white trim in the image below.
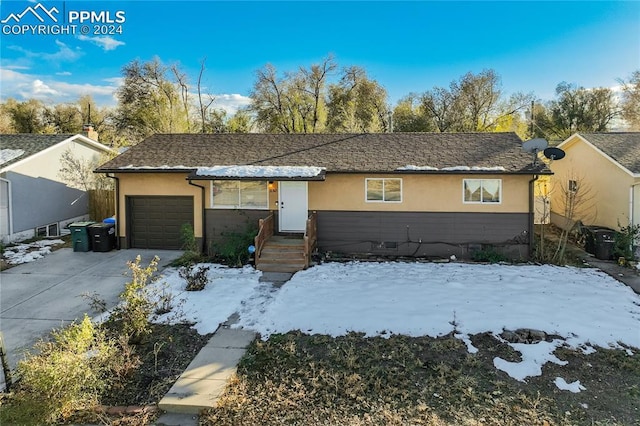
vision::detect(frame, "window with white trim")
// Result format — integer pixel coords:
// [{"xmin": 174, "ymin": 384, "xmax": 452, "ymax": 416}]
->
[
  {"xmin": 463, "ymin": 179, "xmax": 501, "ymax": 203},
  {"xmin": 36, "ymin": 223, "xmax": 59, "ymax": 237},
  {"xmin": 211, "ymin": 181, "xmax": 268, "ymax": 209},
  {"xmin": 366, "ymin": 178, "xmax": 402, "ymax": 203}
]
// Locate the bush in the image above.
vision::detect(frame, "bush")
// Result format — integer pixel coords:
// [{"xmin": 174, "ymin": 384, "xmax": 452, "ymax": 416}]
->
[
  {"xmin": 169, "ymin": 223, "xmax": 209, "ymax": 267},
  {"xmin": 471, "ymin": 246, "xmax": 508, "ymax": 263},
  {"xmin": 179, "ymin": 264, "xmax": 211, "ymax": 291},
  {"xmin": 109, "ymin": 255, "xmax": 159, "ymax": 344},
  {"xmin": 169, "ymin": 250, "xmax": 208, "ymax": 268},
  {"xmin": 0, "ymin": 316, "xmax": 139, "ymax": 425},
  {"xmin": 614, "ymin": 223, "xmax": 640, "ymax": 262},
  {"xmin": 180, "ymin": 223, "xmax": 198, "ymax": 252},
  {"xmin": 213, "ymin": 223, "xmax": 258, "ymax": 267}
]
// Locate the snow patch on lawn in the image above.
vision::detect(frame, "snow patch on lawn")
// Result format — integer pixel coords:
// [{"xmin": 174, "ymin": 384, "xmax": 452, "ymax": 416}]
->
[
  {"xmin": 151, "ymin": 264, "xmax": 266, "ymax": 335},
  {"xmin": 2, "ymin": 239, "xmax": 65, "ymax": 265},
  {"xmin": 554, "ymin": 377, "xmax": 586, "ymax": 393},
  {"xmin": 493, "ymin": 340, "xmax": 568, "ymax": 381},
  {"xmin": 153, "ymin": 261, "xmax": 640, "ymax": 382}
]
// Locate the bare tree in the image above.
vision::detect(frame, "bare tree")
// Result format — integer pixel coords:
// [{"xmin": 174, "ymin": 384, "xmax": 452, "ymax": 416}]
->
[
  {"xmin": 619, "ymin": 70, "xmax": 640, "ymax": 130},
  {"xmin": 197, "ymin": 58, "xmax": 216, "ymax": 133},
  {"xmin": 326, "ymin": 66, "xmax": 389, "ymax": 132},
  {"xmin": 550, "ymin": 171, "xmax": 596, "ymax": 264},
  {"xmin": 250, "ymin": 56, "xmax": 336, "ymax": 133}
]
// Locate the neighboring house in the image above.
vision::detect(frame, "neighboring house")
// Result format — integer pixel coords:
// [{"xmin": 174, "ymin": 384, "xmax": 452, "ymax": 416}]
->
[
  {"xmin": 0, "ymin": 133, "xmax": 113, "ymax": 243},
  {"xmin": 96, "ymin": 132, "xmax": 549, "ymax": 269},
  {"xmin": 550, "ymin": 132, "xmax": 640, "ymax": 231}
]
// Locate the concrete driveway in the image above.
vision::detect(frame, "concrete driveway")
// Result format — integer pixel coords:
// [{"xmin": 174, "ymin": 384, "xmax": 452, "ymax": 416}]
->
[{"xmin": 0, "ymin": 248, "xmax": 182, "ymax": 385}]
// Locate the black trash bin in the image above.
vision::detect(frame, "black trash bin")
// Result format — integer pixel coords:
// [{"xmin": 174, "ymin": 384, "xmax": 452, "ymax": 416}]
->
[
  {"xmin": 69, "ymin": 221, "xmax": 95, "ymax": 252},
  {"xmin": 88, "ymin": 223, "xmax": 116, "ymax": 252},
  {"xmin": 593, "ymin": 229, "xmax": 616, "ymax": 260},
  {"xmin": 582, "ymin": 226, "xmax": 598, "ymax": 255}
]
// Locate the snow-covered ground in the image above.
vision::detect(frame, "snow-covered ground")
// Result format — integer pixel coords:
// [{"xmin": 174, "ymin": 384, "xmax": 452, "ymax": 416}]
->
[
  {"xmin": 2, "ymin": 239, "xmax": 65, "ymax": 265},
  {"xmin": 152, "ymin": 261, "xmax": 640, "ymax": 384}
]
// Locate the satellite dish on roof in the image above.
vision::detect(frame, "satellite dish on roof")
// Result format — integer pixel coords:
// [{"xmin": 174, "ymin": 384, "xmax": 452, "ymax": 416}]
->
[
  {"xmin": 522, "ymin": 138, "xmax": 548, "ymax": 153},
  {"xmin": 522, "ymin": 138, "xmax": 548, "ymax": 165},
  {"xmin": 543, "ymin": 147, "xmax": 566, "ymax": 161}
]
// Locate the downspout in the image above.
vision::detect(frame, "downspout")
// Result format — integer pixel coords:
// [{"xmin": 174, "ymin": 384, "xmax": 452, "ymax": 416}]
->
[
  {"xmin": 188, "ymin": 179, "xmax": 206, "ymax": 253},
  {"xmin": 528, "ymin": 174, "xmax": 540, "ymax": 258},
  {"xmin": 0, "ymin": 177, "xmax": 13, "ymax": 238},
  {"xmin": 106, "ymin": 173, "xmax": 120, "ymax": 249}
]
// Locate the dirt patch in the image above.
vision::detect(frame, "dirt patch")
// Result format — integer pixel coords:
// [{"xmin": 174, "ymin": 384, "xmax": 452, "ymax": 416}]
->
[
  {"xmin": 100, "ymin": 322, "xmax": 212, "ymax": 406},
  {"xmin": 202, "ymin": 332, "xmax": 639, "ymax": 426}
]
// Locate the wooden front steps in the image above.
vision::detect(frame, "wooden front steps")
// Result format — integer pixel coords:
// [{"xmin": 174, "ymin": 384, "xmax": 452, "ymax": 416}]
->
[{"xmin": 256, "ymin": 235, "xmax": 306, "ymax": 273}]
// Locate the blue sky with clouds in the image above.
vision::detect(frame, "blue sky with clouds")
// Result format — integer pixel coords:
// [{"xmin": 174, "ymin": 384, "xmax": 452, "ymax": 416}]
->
[{"xmin": 1, "ymin": 1, "xmax": 638, "ymax": 113}]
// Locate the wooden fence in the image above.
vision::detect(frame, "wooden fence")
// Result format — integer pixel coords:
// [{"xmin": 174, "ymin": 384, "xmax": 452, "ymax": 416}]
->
[{"xmin": 88, "ymin": 189, "xmax": 115, "ymax": 221}]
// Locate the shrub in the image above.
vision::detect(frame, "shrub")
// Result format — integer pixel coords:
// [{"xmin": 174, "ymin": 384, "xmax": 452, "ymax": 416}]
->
[
  {"xmin": 213, "ymin": 223, "xmax": 258, "ymax": 267},
  {"xmin": 109, "ymin": 255, "xmax": 159, "ymax": 344},
  {"xmin": 471, "ymin": 246, "xmax": 508, "ymax": 263},
  {"xmin": 179, "ymin": 264, "xmax": 211, "ymax": 291},
  {"xmin": 0, "ymin": 315, "xmax": 139, "ymax": 425},
  {"xmin": 180, "ymin": 223, "xmax": 198, "ymax": 252},
  {"xmin": 169, "ymin": 223, "xmax": 209, "ymax": 267},
  {"xmin": 614, "ymin": 223, "xmax": 640, "ymax": 262},
  {"xmin": 170, "ymin": 250, "xmax": 209, "ymax": 268}
]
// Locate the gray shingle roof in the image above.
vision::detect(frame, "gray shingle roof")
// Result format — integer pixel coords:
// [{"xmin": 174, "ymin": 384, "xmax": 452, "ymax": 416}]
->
[
  {"xmin": 0, "ymin": 134, "xmax": 76, "ymax": 169},
  {"xmin": 577, "ymin": 132, "xmax": 640, "ymax": 174},
  {"xmin": 97, "ymin": 133, "xmax": 548, "ymax": 174}
]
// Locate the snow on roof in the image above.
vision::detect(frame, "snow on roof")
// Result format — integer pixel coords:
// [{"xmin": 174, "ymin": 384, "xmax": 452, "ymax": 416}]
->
[
  {"xmin": 196, "ymin": 165, "xmax": 325, "ymax": 178},
  {"xmin": 396, "ymin": 165, "xmax": 439, "ymax": 171},
  {"xmin": 0, "ymin": 149, "xmax": 25, "ymax": 166},
  {"xmin": 397, "ymin": 165, "xmax": 507, "ymax": 172},
  {"xmin": 118, "ymin": 165, "xmax": 192, "ymax": 170}
]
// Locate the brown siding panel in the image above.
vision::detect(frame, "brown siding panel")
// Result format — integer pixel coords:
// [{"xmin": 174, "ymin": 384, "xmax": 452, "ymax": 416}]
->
[
  {"xmin": 205, "ymin": 209, "xmax": 270, "ymax": 253},
  {"xmin": 317, "ymin": 211, "xmax": 529, "ymax": 259}
]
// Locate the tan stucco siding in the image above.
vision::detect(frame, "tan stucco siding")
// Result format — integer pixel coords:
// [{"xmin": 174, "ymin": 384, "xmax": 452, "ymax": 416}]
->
[
  {"xmin": 11, "ymin": 140, "xmax": 104, "ymax": 182},
  {"xmin": 550, "ymin": 137, "xmax": 634, "ymax": 230},
  {"xmin": 116, "ymin": 173, "xmax": 203, "ymax": 238},
  {"xmin": 116, "ymin": 172, "xmax": 533, "ymax": 240},
  {"xmin": 308, "ymin": 174, "xmax": 531, "ymax": 213}
]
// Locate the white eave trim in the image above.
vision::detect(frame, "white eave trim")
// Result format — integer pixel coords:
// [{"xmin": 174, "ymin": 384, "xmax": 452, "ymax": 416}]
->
[
  {"xmin": 0, "ymin": 134, "xmax": 114, "ymax": 174},
  {"xmin": 558, "ymin": 133, "xmax": 639, "ymax": 178}
]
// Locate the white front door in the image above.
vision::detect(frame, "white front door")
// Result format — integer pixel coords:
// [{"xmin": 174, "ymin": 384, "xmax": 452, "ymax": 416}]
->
[{"xmin": 279, "ymin": 181, "xmax": 308, "ymax": 232}]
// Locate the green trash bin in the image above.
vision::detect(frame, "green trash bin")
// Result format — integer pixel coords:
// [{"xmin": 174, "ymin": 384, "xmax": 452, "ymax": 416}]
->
[{"xmin": 69, "ymin": 221, "xmax": 95, "ymax": 252}]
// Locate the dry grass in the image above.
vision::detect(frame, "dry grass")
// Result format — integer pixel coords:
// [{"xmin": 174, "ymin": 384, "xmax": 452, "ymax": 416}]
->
[{"xmin": 199, "ymin": 332, "xmax": 639, "ymax": 425}]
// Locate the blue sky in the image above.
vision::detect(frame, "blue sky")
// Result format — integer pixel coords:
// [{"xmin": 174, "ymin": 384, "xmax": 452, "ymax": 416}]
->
[{"xmin": 1, "ymin": 1, "xmax": 639, "ymax": 113}]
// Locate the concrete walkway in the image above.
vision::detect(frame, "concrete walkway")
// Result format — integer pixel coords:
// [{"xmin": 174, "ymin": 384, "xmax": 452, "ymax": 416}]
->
[
  {"xmin": 582, "ymin": 255, "xmax": 640, "ymax": 294},
  {"xmin": 158, "ymin": 326, "xmax": 257, "ymax": 415}
]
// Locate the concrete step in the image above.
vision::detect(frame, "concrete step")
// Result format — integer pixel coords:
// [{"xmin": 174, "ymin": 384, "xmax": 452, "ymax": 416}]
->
[
  {"xmin": 259, "ymin": 251, "xmax": 306, "ymax": 261},
  {"xmin": 256, "ymin": 263, "xmax": 306, "ymax": 273}
]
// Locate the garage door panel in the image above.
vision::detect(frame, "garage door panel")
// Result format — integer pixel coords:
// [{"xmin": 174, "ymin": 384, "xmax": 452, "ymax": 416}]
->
[{"xmin": 128, "ymin": 196, "xmax": 194, "ymax": 249}]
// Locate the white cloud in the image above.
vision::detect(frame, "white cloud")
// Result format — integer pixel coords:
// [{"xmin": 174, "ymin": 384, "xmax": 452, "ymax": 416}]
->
[
  {"xmin": 8, "ymin": 39, "xmax": 83, "ymax": 62},
  {"xmin": 212, "ymin": 93, "xmax": 252, "ymax": 114},
  {"xmin": 29, "ymin": 79, "xmax": 59, "ymax": 96},
  {"xmin": 3, "ymin": 64, "xmax": 30, "ymax": 70},
  {"xmin": 77, "ymin": 35, "xmax": 125, "ymax": 51},
  {"xmin": 55, "ymin": 71, "xmax": 72, "ymax": 76},
  {"xmin": 0, "ymin": 67, "xmax": 120, "ymax": 106}
]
